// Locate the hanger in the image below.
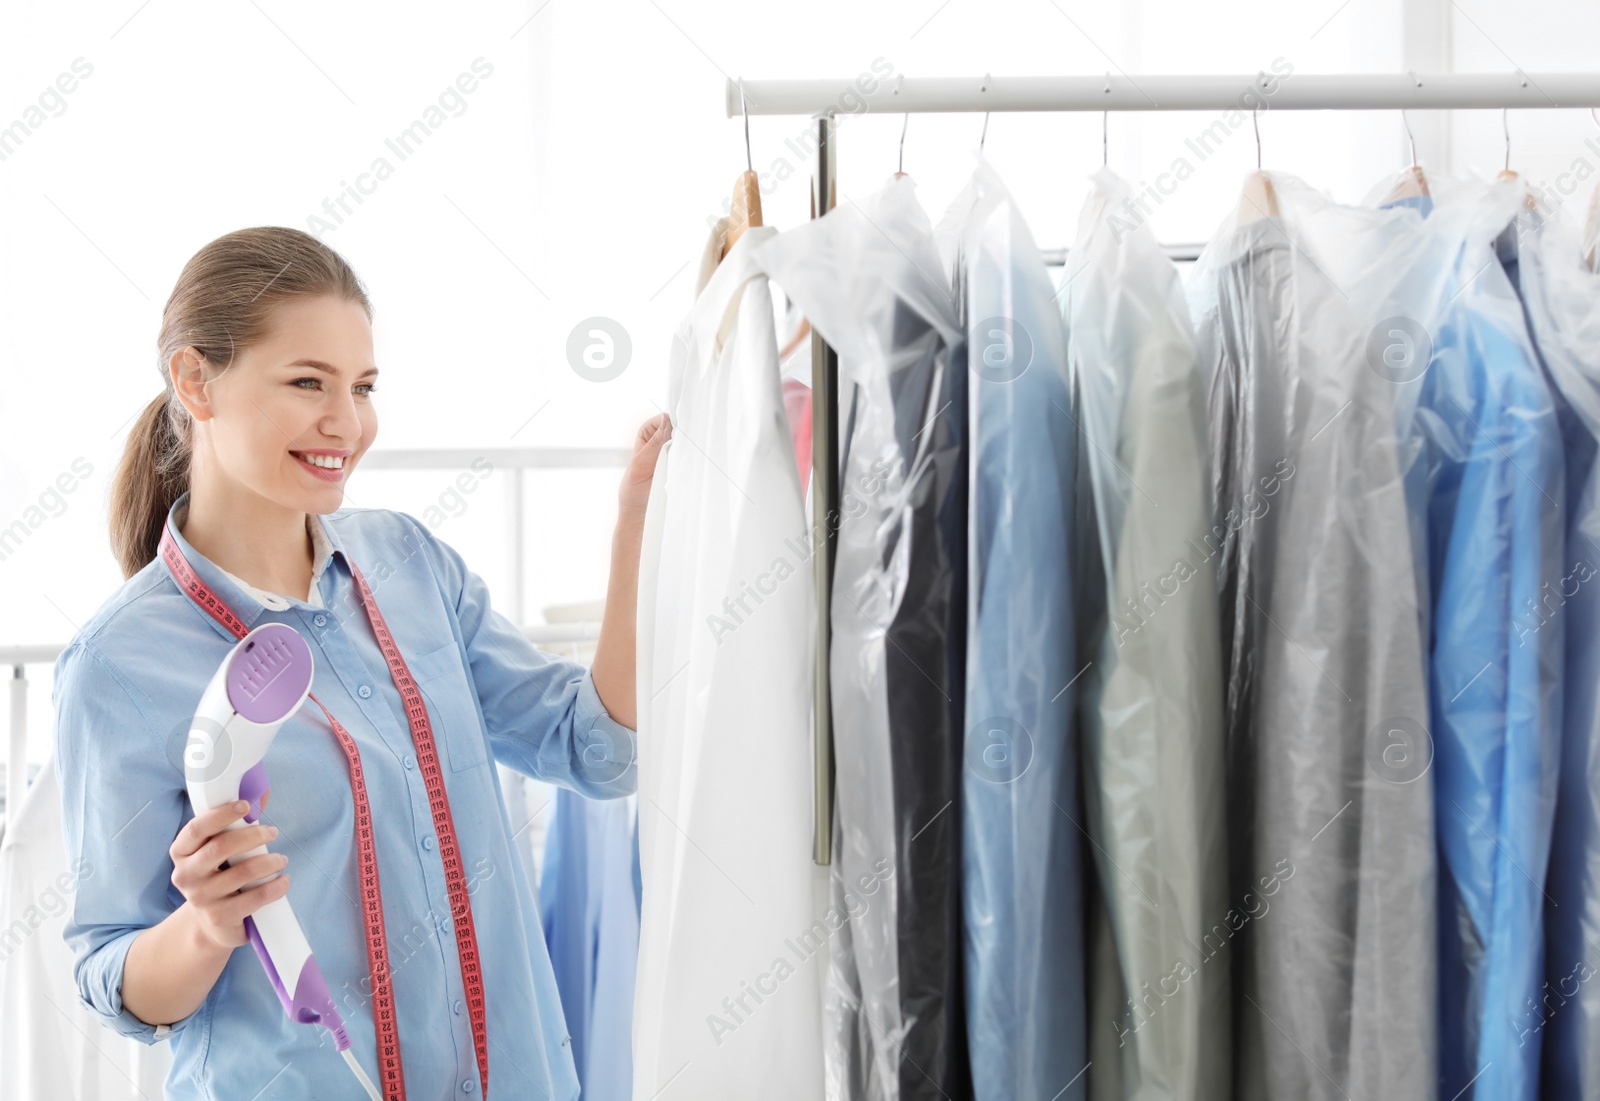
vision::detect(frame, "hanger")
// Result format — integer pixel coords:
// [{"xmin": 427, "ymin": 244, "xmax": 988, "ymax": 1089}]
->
[
  {"xmin": 1495, "ymin": 108, "xmax": 1538, "ymax": 211},
  {"xmin": 893, "ymin": 113, "xmax": 909, "ymax": 180},
  {"xmin": 1585, "ymin": 109, "xmax": 1600, "ymax": 271},
  {"xmin": 1385, "ymin": 108, "xmax": 1430, "ymax": 200},
  {"xmin": 1238, "ymin": 106, "xmax": 1279, "ymax": 223},
  {"xmin": 1497, "ymin": 107, "xmax": 1518, "ymax": 183},
  {"xmin": 721, "ymin": 78, "xmax": 763, "ymax": 261}
]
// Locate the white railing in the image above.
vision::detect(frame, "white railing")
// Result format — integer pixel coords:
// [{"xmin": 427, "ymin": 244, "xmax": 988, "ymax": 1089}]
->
[{"xmin": 1, "ymin": 445, "xmax": 629, "ymax": 832}]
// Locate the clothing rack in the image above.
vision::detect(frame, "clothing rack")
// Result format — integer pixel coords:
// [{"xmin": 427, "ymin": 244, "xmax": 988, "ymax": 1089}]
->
[{"xmin": 722, "ymin": 71, "xmax": 1600, "ymax": 864}]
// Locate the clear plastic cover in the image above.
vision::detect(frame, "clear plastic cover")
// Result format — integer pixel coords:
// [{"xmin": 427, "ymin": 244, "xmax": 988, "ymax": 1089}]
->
[
  {"xmin": 941, "ymin": 155, "xmax": 1089, "ymax": 1101},
  {"xmin": 1063, "ymin": 167, "xmax": 1229, "ymax": 1101},
  {"xmin": 1357, "ymin": 173, "xmax": 1564, "ymax": 1101},
  {"xmin": 1187, "ymin": 172, "xmax": 1438, "ymax": 1101},
  {"xmin": 756, "ymin": 174, "xmax": 972, "ymax": 1101},
  {"xmin": 633, "ymin": 220, "xmax": 827, "ymax": 1101},
  {"xmin": 1487, "ymin": 187, "xmax": 1600, "ymax": 1098}
]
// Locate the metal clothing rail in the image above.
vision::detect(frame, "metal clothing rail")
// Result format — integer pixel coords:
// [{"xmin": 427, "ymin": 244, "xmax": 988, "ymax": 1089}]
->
[{"xmin": 734, "ymin": 71, "xmax": 1600, "ymax": 865}]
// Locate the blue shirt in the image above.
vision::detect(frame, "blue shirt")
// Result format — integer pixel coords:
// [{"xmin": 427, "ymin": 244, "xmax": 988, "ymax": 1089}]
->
[
  {"xmin": 53, "ymin": 489, "xmax": 638, "ymax": 1101},
  {"xmin": 1387, "ymin": 192, "xmax": 1564, "ymax": 1101}
]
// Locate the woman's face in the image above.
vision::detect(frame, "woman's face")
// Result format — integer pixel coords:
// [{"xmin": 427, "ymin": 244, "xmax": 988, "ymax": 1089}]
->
[{"xmin": 174, "ymin": 293, "xmax": 378, "ymax": 514}]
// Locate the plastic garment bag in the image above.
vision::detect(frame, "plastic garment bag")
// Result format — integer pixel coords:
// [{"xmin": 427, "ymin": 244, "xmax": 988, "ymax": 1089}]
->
[
  {"xmin": 0, "ymin": 750, "xmax": 173, "ymax": 1100},
  {"xmin": 1487, "ymin": 191, "xmax": 1600, "ymax": 1097},
  {"xmin": 1187, "ymin": 171, "xmax": 1437, "ymax": 1101},
  {"xmin": 540, "ymin": 787, "xmax": 640, "ymax": 1101},
  {"xmin": 1064, "ymin": 168, "xmax": 1229, "ymax": 1101},
  {"xmin": 756, "ymin": 174, "xmax": 973, "ymax": 1101},
  {"xmin": 633, "ymin": 219, "xmax": 827, "ymax": 1101},
  {"xmin": 1366, "ymin": 179, "xmax": 1564, "ymax": 1101},
  {"xmin": 935, "ymin": 155, "xmax": 1088, "ymax": 1101}
]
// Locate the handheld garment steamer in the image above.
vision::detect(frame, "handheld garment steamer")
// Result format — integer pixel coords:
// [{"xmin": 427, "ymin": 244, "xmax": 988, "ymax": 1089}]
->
[{"xmin": 184, "ymin": 621, "xmax": 382, "ymax": 1100}]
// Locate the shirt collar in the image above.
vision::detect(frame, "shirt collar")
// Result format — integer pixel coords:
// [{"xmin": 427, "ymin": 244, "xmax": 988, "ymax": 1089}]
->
[{"xmin": 163, "ymin": 490, "xmax": 346, "ymax": 630}]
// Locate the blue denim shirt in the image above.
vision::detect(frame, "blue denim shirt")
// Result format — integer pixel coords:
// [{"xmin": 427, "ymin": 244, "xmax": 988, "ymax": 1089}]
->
[{"xmin": 53, "ymin": 489, "xmax": 637, "ymax": 1100}]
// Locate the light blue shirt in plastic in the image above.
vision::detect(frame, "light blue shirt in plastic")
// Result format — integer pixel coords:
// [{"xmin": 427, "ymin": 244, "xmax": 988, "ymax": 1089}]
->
[
  {"xmin": 53, "ymin": 489, "xmax": 637, "ymax": 1100},
  {"xmin": 1387, "ymin": 191, "xmax": 1564, "ymax": 1101}
]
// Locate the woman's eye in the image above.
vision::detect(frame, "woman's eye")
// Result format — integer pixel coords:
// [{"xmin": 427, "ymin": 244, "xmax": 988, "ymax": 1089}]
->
[{"xmin": 292, "ymin": 378, "xmax": 377, "ymax": 397}]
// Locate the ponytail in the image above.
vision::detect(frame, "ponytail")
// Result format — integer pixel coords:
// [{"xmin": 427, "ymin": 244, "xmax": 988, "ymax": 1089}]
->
[{"xmin": 109, "ymin": 391, "xmax": 190, "ymax": 580}]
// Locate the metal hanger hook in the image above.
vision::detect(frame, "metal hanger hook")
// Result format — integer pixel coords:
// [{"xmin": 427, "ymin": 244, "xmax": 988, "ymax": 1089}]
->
[
  {"xmin": 899, "ymin": 113, "xmax": 909, "ymax": 174},
  {"xmin": 1503, "ymin": 107, "xmax": 1511, "ymax": 173},
  {"xmin": 1591, "ymin": 106, "xmax": 1599, "ymax": 132},
  {"xmin": 1253, "ymin": 106, "xmax": 1262, "ymax": 170},
  {"xmin": 980, "ymin": 111, "xmax": 990, "ymax": 153},
  {"xmin": 739, "ymin": 77, "xmax": 752, "ymax": 172},
  {"xmin": 1401, "ymin": 108, "xmax": 1417, "ymax": 166},
  {"xmin": 1102, "ymin": 110, "xmax": 1108, "ymax": 167}
]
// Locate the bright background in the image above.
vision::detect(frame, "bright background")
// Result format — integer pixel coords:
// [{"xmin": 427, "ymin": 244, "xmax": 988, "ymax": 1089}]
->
[{"xmin": 3, "ymin": 0, "xmax": 1599, "ymax": 788}]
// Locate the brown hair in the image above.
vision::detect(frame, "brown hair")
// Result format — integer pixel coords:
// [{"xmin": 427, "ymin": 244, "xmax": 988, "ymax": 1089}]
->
[{"xmin": 109, "ymin": 227, "xmax": 372, "ymax": 580}]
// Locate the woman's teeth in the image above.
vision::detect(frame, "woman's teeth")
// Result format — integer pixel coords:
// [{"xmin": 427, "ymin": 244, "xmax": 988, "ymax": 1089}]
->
[{"xmin": 294, "ymin": 452, "xmax": 345, "ymax": 469}]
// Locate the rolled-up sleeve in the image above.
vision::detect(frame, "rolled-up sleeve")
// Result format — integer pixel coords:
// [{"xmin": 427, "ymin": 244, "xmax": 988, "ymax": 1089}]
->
[
  {"xmin": 409, "ymin": 515, "xmax": 638, "ymax": 799},
  {"xmin": 53, "ymin": 639, "xmax": 200, "ymax": 1044}
]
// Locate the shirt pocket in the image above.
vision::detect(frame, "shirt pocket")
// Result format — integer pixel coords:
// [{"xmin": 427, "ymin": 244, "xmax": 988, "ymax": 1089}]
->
[{"xmin": 407, "ymin": 639, "xmax": 489, "ymax": 772}]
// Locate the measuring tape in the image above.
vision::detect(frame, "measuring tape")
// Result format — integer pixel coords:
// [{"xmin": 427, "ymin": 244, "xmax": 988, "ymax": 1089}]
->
[{"xmin": 160, "ymin": 522, "xmax": 490, "ymax": 1100}]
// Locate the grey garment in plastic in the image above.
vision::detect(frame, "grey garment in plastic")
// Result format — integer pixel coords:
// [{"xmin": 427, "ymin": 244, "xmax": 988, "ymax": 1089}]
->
[
  {"xmin": 756, "ymin": 174, "xmax": 973, "ymax": 1101},
  {"xmin": 1499, "ymin": 196, "xmax": 1600, "ymax": 1099},
  {"xmin": 1063, "ymin": 168, "xmax": 1230, "ymax": 1101},
  {"xmin": 1187, "ymin": 176, "xmax": 1437, "ymax": 1101},
  {"xmin": 947, "ymin": 155, "xmax": 1088, "ymax": 1101}
]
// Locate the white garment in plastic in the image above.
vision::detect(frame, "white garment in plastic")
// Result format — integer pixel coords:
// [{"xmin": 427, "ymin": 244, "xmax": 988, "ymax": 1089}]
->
[
  {"xmin": 633, "ymin": 218, "xmax": 827, "ymax": 1100},
  {"xmin": 0, "ymin": 748, "xmax": 172, "ymax": 1099}
]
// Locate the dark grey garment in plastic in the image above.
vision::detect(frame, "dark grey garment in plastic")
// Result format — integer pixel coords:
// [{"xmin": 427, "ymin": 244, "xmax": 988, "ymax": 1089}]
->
[
  {"xmin": 1065, "ymin": 168, "xmax": 1231, "ymax": 1101},
  {"xmin": 756, "ymin": 175, "xmax": 973, "ymax": 1101},
  {"xmin": 1188, "ymin": 181, "xmax": 1437, "ymax": 1101}
]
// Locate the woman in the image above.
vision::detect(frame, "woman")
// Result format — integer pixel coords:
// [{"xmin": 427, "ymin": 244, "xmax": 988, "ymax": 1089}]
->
[{"xmin": 52, "ymin": 226, "xmax": 668, "ymax": 1100}]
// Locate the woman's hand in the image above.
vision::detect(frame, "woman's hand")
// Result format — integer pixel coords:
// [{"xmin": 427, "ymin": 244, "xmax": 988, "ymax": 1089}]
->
[
  {"xmin": 618, "ymin": 413, "xmax": 672, "ymax": 524},
  {"xmin": 590, "ymin": 413, "xmax": 672, "ymax": 734},
  {"xmin": 169, "ymin": 800, "xmax": 291, "ymax": 950}
]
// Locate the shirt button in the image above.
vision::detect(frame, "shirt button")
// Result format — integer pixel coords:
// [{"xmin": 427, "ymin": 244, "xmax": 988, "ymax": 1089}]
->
[
  {"xmin": 452, "ymin": 999, "xmax": 464, "ymax": 1016},
  {"xmin": 404, "ymin": 754, "xmax": 416, "ymax": 770},
  {"xmin": 358, "ymin": 684, "xmax": 372, "ymax": 698},
  {"xmin": 422, "ymin": 835, "xmax": 435, "ymax": 851},
  {"xmin": 313, "ymin": 613, "xmax": 328, "ymax": 627},
  {"xmin": 462, "ymin": 1078, "xmax": 477, "ymax": 1093}
]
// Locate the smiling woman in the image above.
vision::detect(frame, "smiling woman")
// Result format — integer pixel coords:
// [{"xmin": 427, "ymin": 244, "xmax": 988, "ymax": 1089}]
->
[{"xmin": 58, "ymin": 225, "xmax": 668, "ymax": 1100}]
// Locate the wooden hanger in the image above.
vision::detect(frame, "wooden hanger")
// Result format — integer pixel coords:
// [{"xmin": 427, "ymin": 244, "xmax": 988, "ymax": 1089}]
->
[
  {"xmin": 1237, "ymin": 108, "xmax": 1278, "ymax": 223},
  {"xmin": 721, "ymin": 80, "xmax": 764, "ymax": 261},
  {"xmin": 1386, "ymin": 110, "xmax": 1431, "ymax": 202},
  {"xmin": 1495, "ymin": 109, "xmax": 1539, "ymax": 211},
  {"xmin": 1497, "ymin": 107, "xmax": 1518, "ymax": 183}
]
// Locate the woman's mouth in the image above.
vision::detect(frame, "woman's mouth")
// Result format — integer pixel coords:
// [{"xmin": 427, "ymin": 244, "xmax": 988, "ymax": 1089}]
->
[{"xmin": 292, "ymin": 451, "xmax": 348, "ymax": 481}]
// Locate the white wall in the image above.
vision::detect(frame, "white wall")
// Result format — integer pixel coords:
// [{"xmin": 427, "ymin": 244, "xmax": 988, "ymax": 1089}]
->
[{"xmin": 3, "ymin": 0, "xmax": 1599, "ymax": 775}]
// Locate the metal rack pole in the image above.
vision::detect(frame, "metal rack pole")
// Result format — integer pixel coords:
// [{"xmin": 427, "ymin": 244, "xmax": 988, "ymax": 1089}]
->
[
  {"xmin": 777, "ymin": 70, "xmax": 1600, "ymax": 865},
  {"xmin": 731, "ymin": 71, "xmax": 1600, "ymax": 115},
  {"xmin": 811, "ymin": 112, "xmax": 838, "ymax": 865}
]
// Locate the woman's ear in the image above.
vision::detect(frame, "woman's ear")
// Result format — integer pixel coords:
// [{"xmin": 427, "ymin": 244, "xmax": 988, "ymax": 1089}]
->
[{"xmin": 170, "ymin": 346, "xmax": 217, "ymax": 422}]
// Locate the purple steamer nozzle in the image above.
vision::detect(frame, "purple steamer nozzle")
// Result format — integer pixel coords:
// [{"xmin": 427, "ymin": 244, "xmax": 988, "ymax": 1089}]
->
[{"xmin": 227, "ymin": 624, "xmax": 314, "ymax": 824}]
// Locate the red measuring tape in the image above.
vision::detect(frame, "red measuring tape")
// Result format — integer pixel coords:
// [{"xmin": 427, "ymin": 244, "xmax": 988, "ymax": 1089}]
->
[{"xmin": 159, "ymin": 522, "xmax": 490, "ymax": 1100}]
